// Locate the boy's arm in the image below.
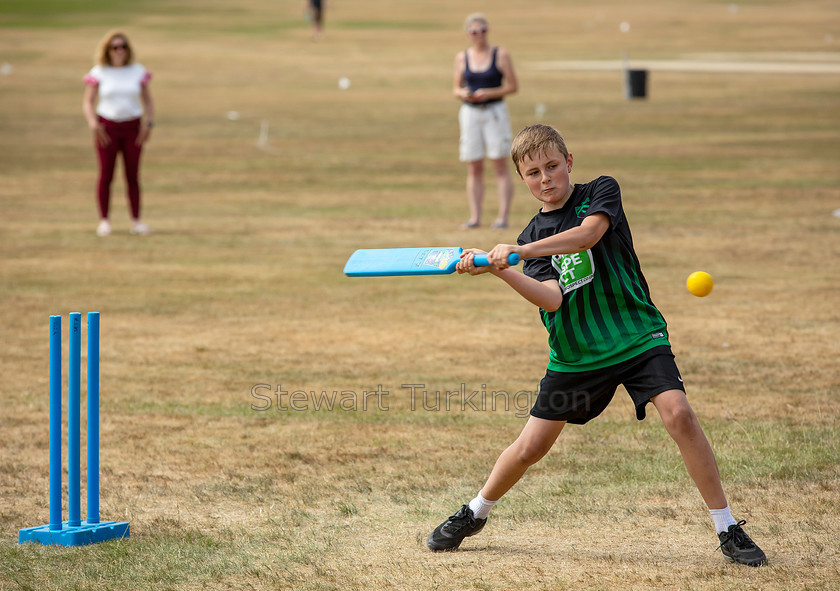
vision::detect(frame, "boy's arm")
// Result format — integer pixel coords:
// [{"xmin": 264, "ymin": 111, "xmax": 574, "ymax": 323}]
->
[
  {"xmin": 457, "ymin": 250, "xmax": 563, "ymax": 312},
  {"xmin": 486, "ymin": 213, "xmax": 610, "ymax": 267},
  {"xmin": 493, "ymin": 269, "xmax": 563, "ymax": 312}
]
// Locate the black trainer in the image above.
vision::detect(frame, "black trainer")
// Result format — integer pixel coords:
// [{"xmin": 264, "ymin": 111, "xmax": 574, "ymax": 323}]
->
[
  {"xmin": 717, "ymin": 520, "xmax": 767, "ymax": 566},
  {"xmin": 426, "ymin": 505, "xmax": 487, "ymax": 551}
]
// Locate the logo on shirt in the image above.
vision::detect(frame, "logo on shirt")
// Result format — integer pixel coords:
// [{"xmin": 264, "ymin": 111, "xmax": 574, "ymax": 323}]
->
[
  {"xmin": 552, "ymin": 250, "xmax": 595, "ymax": 294},
  {"xmin": 575, "ymin": 197, "xmax": 590, "ymax": 219}
]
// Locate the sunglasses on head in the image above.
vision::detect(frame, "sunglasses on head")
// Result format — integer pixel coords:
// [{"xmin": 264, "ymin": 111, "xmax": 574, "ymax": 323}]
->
[{"xmin": 110, "ymin": 43, "xmax": 127, "ymax": 50}]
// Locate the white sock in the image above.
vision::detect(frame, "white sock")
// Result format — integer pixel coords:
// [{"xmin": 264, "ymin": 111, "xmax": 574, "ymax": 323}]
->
[
  {"xmin": 709, "ymin": 506, "xmax": 737, "ymax": 534},
  {"xmin": 468, "ymin": 492, "xmax": 497, "ymax": 520}
]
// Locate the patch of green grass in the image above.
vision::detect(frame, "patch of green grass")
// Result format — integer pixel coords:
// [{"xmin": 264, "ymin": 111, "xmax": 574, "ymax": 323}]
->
[
  {"xmin": 0, "ymin": 0, "xmax": 161, "ymax": 28},
  {"xmin": 2, "ymin": 523, "xmax": 254, "ymax": 591}
]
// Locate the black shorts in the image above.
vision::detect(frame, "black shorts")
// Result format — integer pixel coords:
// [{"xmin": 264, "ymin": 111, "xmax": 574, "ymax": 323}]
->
[{"xmin": 530, "ymin": 346, "xmax": 685, "ymax": 424}]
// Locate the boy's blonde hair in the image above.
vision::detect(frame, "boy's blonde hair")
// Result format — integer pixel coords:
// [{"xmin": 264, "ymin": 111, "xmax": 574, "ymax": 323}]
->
[
  {"xmin": 94, "ymin": 30, "xmax": 135, "ymax": 66},
  {"xmin": 510, "ymin": 124, "xmax": 570, "ymax": 176},
  {"xmin": 464, "ymin": 13, "xmax": 488, "ymax": 31}
]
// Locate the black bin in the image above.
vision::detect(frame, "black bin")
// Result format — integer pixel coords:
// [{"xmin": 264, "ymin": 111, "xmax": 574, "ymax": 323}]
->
[{"xmin": 624, "ymin": 69, "xmax": 648, "ymax": 99}]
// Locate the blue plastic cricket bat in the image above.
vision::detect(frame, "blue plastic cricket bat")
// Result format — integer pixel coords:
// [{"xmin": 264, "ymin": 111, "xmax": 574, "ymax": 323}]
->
[{"xmin": 344, "ymin": 247, "xmax": 520, "ymax": 277}]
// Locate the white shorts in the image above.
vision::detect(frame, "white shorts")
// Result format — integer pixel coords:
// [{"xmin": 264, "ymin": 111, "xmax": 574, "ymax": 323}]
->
[{"xmin": 458, "ymin": 101, "xmax": 513, "ymax": 162}]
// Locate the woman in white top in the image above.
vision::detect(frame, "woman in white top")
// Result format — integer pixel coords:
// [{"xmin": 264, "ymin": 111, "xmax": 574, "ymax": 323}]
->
[{"xmin": 83, "ymin": 31, "xmax": 155, "ymax": 236}]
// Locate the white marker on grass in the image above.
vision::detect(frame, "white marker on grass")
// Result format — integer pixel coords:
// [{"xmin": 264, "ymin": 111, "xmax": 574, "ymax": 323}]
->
[
  {"xmin": 257, "ymin": 120, "xmax": 269, "ymax": 146},
  {"xmin": 338, "ymin": 77, "xmax": 351, "ymax": 90}
]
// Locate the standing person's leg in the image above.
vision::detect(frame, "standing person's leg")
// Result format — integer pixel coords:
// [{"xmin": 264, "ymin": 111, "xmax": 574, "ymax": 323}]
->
[
  {"xmin": 427, "ymin": 416, "xmax": 565, "ymax": 551},
  {"xmin": 490, "ymin": 157, "xmax": 513, "ymax": 229},
  {"xmin": 464, "ymin": 159, "xmax": 484, "ymax": 228},
  {"xmin": 310, "ymin": 0, "xmax": 323, "ymax": 40},
  {"xmin": 121, "ymin": 119, "xmax": 146, "ymax": 230},
  {"xmin": 459, "ymin": 103, "xmax": 484, "ymax": 228},
  {"xmin": 486, "ymin": 101, "xmax": 514, "ymax": 229},
  {"xmin": 95, "ymin": 120, "xmax": 119, "ymax": 236}
]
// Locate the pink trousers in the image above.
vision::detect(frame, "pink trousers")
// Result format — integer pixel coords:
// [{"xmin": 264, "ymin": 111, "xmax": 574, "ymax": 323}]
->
[{"xmin": 95, "ymin": 116, "xmax": 143, "ymax": 219}]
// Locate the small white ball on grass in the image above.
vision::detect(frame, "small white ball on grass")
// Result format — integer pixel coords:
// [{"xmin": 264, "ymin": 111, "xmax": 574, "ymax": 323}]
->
[
  {"xmin": 338, "ymin": 77, "xmax": 351, "ymax": 90},
  {"xmin": 619, "ymin": 21, "xmax": 630, "ymax": 33}
]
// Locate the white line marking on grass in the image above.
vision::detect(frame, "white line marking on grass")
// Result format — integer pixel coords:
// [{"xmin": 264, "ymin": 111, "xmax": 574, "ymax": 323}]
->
[{"xmin": 529, "ymin": 60, "xmax": 840, "ymax": 74}]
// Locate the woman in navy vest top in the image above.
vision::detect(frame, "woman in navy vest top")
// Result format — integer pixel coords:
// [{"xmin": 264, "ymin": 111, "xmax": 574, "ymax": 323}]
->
[{"xmin": 452, "ymin": 13, "xmax": 518, "ymax": 229}]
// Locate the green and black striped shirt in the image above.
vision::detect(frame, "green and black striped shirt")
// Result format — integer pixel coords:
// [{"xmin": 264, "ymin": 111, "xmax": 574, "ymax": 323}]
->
[{"xmin": 518, "ymin": 176, "xmax": 670, "ymax": 372}]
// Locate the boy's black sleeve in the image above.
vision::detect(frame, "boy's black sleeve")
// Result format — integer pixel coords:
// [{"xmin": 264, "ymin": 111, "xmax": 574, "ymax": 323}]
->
[
  {"xmin": 518, "ymin": 227, "xmax": 557, "ymax": 283},
  {"xmin": 586, "ymin": 176, "xmax": 625, "ymax": 229}
]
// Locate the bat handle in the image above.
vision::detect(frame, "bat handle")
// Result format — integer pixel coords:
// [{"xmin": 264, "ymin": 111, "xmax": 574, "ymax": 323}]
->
[{"xmin": 472, "ymin": 253, "xmax": 521, "ymax": 267}]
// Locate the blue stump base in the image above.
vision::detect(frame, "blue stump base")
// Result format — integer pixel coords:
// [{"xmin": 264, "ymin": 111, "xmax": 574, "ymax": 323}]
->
[{"xmin": 19, "ymin": 520, "xmax": 130, "ymax": 546}]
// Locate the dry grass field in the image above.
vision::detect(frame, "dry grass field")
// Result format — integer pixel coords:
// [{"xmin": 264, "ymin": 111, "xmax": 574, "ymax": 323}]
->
[{"xmin": 1, "ymin": 0, "xmax": 839, "ymax": 589}]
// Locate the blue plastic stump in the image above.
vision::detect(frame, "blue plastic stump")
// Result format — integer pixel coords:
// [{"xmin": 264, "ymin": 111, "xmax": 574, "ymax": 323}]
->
[
  {"xmin": 69, "ymin": 313, "xmax": 81, "ymax": 527},
  {"xmin": 19, "ymin": 312, "xmax": 129, "ymax": 547},
  {"xmin": 48, "ymin": 315, "xmax": 61, "ymax": 531},
  {"xmin": 18, "ymin": 521, "xmax": 130, "ymax": 546},
  {"xmin": 87, "ymin": 312, "xmax": 100, "ymax": 524}
]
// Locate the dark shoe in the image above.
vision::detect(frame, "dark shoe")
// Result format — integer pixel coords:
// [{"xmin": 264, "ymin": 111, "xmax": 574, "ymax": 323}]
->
[
  {"xmin": 426, "ymin": 505, "xmax": 486, "ymax": 551},
  {"xmin": 717, "ymin": 520, "xmax": 767, "ymax": 566}
]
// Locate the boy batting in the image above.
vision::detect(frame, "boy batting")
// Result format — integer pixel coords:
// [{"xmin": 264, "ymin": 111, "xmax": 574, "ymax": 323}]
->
[{"xmin": 426, "ymin": 124, "xmax": 766, "ymax": 567}]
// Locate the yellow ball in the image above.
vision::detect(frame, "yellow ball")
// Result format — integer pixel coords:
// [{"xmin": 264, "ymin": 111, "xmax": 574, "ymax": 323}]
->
[{"xmin": 687, "ymin": 271, "xmax": 714, "ymax": 297}]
